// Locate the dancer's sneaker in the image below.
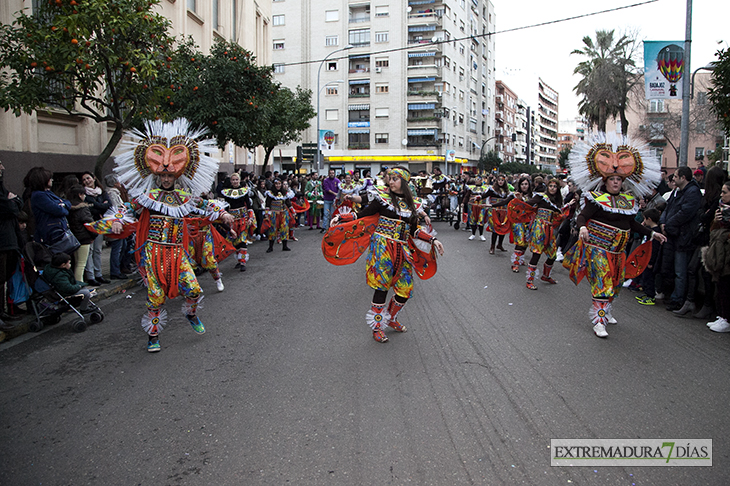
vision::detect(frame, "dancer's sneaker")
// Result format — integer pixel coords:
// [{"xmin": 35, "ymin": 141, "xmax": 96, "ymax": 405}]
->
[
  {"xmin": 593, "ymin": 323, "xmax": 608, "ymax": 338},
  {"xmin": 540, "ymin": 275, "xmax": 557, "ymax": 284},
  {"xmin": 511, "ymin": 265, "xmax": 520, "ymax": 273},
  {"xmin": 187, "ymin": 315, "xmax": 206, "ymax": 334},
  {"xmin": 468, "ymin": 235, "xmax": 476, "ymax": 240},
  {"xmin": 215, "ymin": 279, "xmax": 224, "ymax": 292},
  {"xmin": 389, "ymin": 320, "xmax": 407, "ymax": 332},
  {"xmin": 479, "ymin": 235, "xmax": 487, "ymax": 241},
  {"xmin": 147, "ymin": 336, "xmax": 161, "ymax": 353}
]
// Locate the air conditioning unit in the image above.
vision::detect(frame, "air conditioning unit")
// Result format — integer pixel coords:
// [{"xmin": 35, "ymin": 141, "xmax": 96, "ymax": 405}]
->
[{"xmin": 375, "ymin": 67, "xmax": 382, "ymax": 73}]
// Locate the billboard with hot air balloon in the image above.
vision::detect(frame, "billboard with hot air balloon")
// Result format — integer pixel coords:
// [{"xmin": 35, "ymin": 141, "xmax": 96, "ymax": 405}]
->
[{"xmin": 644, "ymin": 41, "xmax": 684, "ymax": 99}]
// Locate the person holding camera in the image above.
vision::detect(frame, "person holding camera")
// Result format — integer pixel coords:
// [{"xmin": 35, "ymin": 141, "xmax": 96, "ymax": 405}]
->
[{"xmin": 705, "ymin": 180, "xmax": 730, "ymax": 333}]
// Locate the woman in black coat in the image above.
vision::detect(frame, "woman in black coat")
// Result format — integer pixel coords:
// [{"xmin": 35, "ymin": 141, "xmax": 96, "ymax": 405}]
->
[{"xmin": 80, "ymin": 172, "xmax": 111, "ymax": 284}]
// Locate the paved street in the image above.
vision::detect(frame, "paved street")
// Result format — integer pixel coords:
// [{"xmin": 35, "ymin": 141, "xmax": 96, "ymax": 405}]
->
[{"xmin": 1, "ymin": 222, "xmax": 728, "ymax": 485}]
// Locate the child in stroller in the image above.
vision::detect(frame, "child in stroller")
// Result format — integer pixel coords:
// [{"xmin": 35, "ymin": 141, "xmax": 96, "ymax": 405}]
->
[{"xmin": 23, "ymin": 242, "xmax": 104, "ymax": 332}]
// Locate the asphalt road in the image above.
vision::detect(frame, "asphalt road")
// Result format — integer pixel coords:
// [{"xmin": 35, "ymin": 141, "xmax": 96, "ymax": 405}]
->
[{"xmin": 1, "ymin": 222, "xmax": 728, "ymax": 485}]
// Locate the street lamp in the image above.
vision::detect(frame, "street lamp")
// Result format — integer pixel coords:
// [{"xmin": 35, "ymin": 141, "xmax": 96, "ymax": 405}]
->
[{"xmin": 317, "ymin": 45, "xmax": 354, "ymax": 170}]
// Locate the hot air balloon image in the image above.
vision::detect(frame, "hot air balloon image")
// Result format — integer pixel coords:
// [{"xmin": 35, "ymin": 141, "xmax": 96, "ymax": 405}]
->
[{"xmin": 656, "ymin": 44, "xmax": 684, "ymax": 97}]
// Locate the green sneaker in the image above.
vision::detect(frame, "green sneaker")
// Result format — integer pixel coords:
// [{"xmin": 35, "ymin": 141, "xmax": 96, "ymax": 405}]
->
[
  {"xmin": 147, "ymin": 336, "xmax": 161, "ymax": 353},
  {"xmin": 187, "ymin": 315, "xmax": 205, "ymax": 334},
  {"xmin": 637, "ymin": 296, "xmax": 655, "ymax": 306}
]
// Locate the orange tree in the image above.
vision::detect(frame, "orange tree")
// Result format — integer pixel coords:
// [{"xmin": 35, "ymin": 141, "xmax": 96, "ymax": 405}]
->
[
  {"xmin": 169, "ymin": 40, "xmax": 276, "ymax": 153},
  {"xmin": 0, "ymin": 0, "xmax": 178, "ymax": 179}
]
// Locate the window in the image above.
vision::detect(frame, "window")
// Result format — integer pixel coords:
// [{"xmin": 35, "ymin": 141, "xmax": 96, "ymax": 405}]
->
[
  {"xmin": 375, "ymin": 107, "xmax": 389, "ymax": 118},
  {"xmin": 187, "ymin": 0, "xmax": 196, "ymax": 12},
  {"xmin": 326, "ymin": 109, "xmax": 339, "ymax": 121},
  {"xmin": 696, "ymin": 121, "xmax": 707, "ymax": 133},
  {"xmin": 375, "ymin": 6, "xmax": 389, "ymax": 17},
  {"xmin": 459, "ymin": 43, "xmax": 465, "ymax": 55},
  {"xmin": 212, "ymin": 0, "xmax": 219, "ymax": 30},
  {"xmin": 375, "ymin": 84, "xmax": 389, "ymax": 94},
  {"xmin": 695, "ymin": 147, "xmax": 705, "ymax": 159},
  {"xmin": 326, "ymin": 86, "xmax": 339, "ymax": 95},
  {"xmin": 375, "ymin": 58, "xmax": 389, "ymax": 68},
  {"xmin": 375, "ymin": 133, "xmax": 389, "ymax": 144},
  {"xmin": 696, "ymin": 92, "xmax": 707, "ymax": 105},
  {"xmin": 273, "ymin": 39, "xmax": 285, "ymax": 50},
  {"xmin": 273, "ymin": 14, "xmax": 285, "ymax": 26},
  {"xmin": 325, "ymin": 35, "xmax": 339, "ymax": 46},
  {"xmin": 273, "ymin": 64, "xmax": 285, "ymax": 74},
  {"xmin": 349, "ymin": 28, "xmax": 370, "ymax": 47},
  {"xmin": 375, "ymin": 31, "xmax": 389, "ymax": 43},
  {"xmin": 327, "ymin": 61, "xmax": 338, "ymax": 71},
  {"xmin": 325, "ymin": 10, "xmax": 339, "ymax": 22},
  {"xmin": 649, "ymin": 99, "xmax": 665, "ymax": 113}
]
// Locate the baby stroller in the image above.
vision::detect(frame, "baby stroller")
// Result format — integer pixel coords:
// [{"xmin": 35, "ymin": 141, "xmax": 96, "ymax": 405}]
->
[{"xmin": 23, "ymin": 241, "xmax": 104, "ymax": 333}]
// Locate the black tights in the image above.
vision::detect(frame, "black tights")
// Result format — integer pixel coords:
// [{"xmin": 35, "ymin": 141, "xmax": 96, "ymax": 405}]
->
[
  {"xmin": 529, "ymin": 252, "xmax": 556, "ymax": 266},
  {"xmin": 491, "ymin": 232, "xmax": 505, "ymax": 247},
  {"xmin": 373, "ymin": 290, "xmax": 408, "ymax": 306},
  {"xmin": 471, "ymin": 225, "xmax": 484, "ymax": 236}
]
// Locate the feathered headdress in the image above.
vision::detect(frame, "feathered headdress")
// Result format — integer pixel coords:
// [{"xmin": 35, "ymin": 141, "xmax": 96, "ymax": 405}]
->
[
  {"xmin": 114, "ymin": 118, "xmax": 219, "ymax": 197},
  {"xmin": 567, "ymin": 132, "xmax": 661, "ymax": 198}
]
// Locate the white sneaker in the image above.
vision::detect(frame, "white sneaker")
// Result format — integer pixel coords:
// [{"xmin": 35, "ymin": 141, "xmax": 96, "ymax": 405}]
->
[
  {"xmin": 556, "ymin": 249, "xmax": 564, "ymax": 262},
  {"xmin": 593, "ymin": 323, "xmax": 608, "ymax": 338},
  {"xmin": 709, "ymin": 318, "xmax": 730, "ymax": 333},
  {"xmin": 707, "ymin": 316, "xmax": 723, "ymax": 327},
  {"xmin": 479, "ymin": 235, "xmax": 487, "ymax": 241},
  {"xmin": 654, "ymin": 292, "xmax": 664, "ymax": 300},
  {"xmin": 468, "ymin": 235, "xmax": 476, "ymax": 240},
  {"xmin": 607, "ymin": 315, "xmax": 618, "ymax": 325},
  {"xmin": 215, "ymin": 279, "xmax": 225, "ymax": 292}
]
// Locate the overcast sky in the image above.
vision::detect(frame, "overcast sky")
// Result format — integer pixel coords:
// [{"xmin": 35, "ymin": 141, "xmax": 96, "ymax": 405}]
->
[{"xmin": 493, "ymin": 0, "xmax": 729, "ymax": 121}]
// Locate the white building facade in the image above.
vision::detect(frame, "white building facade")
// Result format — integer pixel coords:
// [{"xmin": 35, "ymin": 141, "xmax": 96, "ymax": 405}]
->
[{"xmin": 271, "ymin": 0, "xmax": 496, "ymax": 176}]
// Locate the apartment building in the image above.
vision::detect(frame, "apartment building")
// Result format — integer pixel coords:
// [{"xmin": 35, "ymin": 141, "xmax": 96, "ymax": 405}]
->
[
  {"xmin": 514, "ymin": 98, "xmax": 529, "ymax": 164},
  {"xmin": 494, "ymin": 80, "xmax": 517, "ymax": 163},
  {"xmin": 0, "ymin": 0, "xmax": 271, "ymax": 190},
  {"xmin": 535, "ymin": 77, "xmax": 558, "ymax": 171},
  {"xmin": 271, "ymin": 0, "xmax": 496, "ymax": 176}
]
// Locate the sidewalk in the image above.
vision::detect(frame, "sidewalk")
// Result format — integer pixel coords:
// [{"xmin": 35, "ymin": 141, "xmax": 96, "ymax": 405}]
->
[{"xmin": 0, "ymin": 243, "xmax": 139, "ymax": 343}]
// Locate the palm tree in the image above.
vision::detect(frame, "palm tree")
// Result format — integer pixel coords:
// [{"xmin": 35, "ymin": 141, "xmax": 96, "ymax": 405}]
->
[{"xmin": 572, "ymin": 30, "xmax": 639, "ymax": 134}]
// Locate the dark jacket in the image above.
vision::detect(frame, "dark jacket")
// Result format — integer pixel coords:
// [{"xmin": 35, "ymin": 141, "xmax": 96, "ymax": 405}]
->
[
  {"xmin": 30, "ymin": 190, "xmax": 71, "ymax": 245},
  {"xmin": 85, "ymin": 190, "xmax": 112, "ymax": 221},
  {"xmin": 0, "ymin": 174, "xmax": 22, "ymax": 252},
  {"xmin": 43, "ymin": 264, "xmax": 84, "ymax": 296},
  {"xmin": 660, "ymin": 179, "xmax": 702, "ymax": 251},
  {"xmin": 67, "ymin": 204, "xmax": 96, "ymax": 245}
]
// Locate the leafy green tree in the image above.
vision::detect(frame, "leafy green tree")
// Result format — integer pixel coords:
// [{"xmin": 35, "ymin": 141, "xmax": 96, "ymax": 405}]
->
[
  {"xmin": 708, "ymin": 47, "xmax": 730, "ymax": 137},
  {"xmin": 0, "ymin": 0, "xmax": 178, "ymax": 179},
  {"xmin": 478, "ymin": 150, "xmax": 502, "ymax": 174},
  {"xmin": 557, "ymin": 146, "xmax": 572, "ymax": 169},
  {"xmin": 572, "ymin": 30, "xmax": 640, "ymax": 133},
  {"xmin": 258, "ymin": 86, "xmax": 316, "ymax": 170},
  {"xmin": 169, "ymin": 40, "xmax": 275, "ymax": 152}
]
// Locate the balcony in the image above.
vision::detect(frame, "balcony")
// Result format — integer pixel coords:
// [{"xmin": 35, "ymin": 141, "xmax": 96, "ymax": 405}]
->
[
  {"xmin": 348, "ymin": 142, "xmax": 371, "ymax": 150},
  {"xmin": 407, "ymin": 117, "xmax": 439, "ymax": 127},
  {"xmin": 407, "ymin": 12, "xmax": 442, "ymax": 24},
  {"xmin": 406, "ymin": 64, "xmax": 441, "ymax": 78}
]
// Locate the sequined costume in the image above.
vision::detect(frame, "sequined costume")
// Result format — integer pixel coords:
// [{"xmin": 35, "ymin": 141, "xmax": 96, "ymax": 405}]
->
[{"xmin": 263, "ymin": 190, "xmax": 292, "ymax": 244}]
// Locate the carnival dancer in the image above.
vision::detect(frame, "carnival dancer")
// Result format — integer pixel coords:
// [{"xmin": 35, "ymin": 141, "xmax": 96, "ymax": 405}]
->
[
  {"xmin": 465, "ymin": 176, "xmax": 490, "ymax": 241},
  {"xmin": 220, "ymin": 172, "xmax": 256, "ymax": 272},
  {"xmin": 523, "ymin": 178, "xmax": 574, "ymax": 289},
  {"xmin": 93, "ymin": 119, "xmax": 234, "ymax": 352},
  {"xmin": 263, "ymin": 178, "xmax": 293, "ymax": 252},
  {"xmin": 484, "ymin": 174, "xmax": 513, "ymax": 254},
  {"xmin": 332, "ymin": 172, "xmax": 364, "ymax": 219},
  {"xmin": 185, "ymin": 204, "xmax": 234, "ymax": 291},
  {"xmin": 562, "ymin": 133, "xmax": 666, "ymax": 338},
  {"xmin": 304, "ymin": 173, "xmax": 323, "ymax": 230},
  {"xmin": 506, "ymin": 176, "xmax": 534, "ymax": 272},
  {"xmin": 323, "ymin": 167, "xmax": 444, "ymax": 343}
]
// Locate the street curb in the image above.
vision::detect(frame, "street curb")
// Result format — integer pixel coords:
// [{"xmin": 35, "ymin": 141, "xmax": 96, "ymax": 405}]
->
[{"xmin": 0, "ymin": 278, "xmax": 139, "ymax": 343}]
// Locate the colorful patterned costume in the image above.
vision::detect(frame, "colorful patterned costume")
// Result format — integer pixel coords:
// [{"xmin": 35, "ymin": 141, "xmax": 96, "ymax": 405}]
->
[
  {"xmin": 506, "ymin": 197, "xmax": 535, "ymax": 272},
  {"xmin": 221, "ymin": 186, "xmax": 256, "ymax": 268},
  {"xmin": 467, "ymin": 183, "xmax": 489, "ymax": 227},
  {"xmin": 263, "ymin": 190, "xmax": 292, "ymax": 243},
  {"xmin": 332, "ymin": 181, "xmax": 365, "ymax": 219},
  {"xmin": 562, "ymin": 132, "xmax": 661, "ymax": 338},
  {"xmin": 304, "ymin": 179, "xmax": 323, "ymax": 229},
  {"xmin": 322, "ymin": 183, "xmax": 439, "ymax": 341},
  {"xmin": 103, "ymin": 118, "xmax": 232, "ymax": 352}
]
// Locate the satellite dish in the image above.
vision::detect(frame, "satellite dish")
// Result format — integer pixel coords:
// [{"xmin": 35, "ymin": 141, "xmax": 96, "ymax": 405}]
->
[{"xmin": 402, "ymin": 139, "xmax": 408, "ymax": 146}]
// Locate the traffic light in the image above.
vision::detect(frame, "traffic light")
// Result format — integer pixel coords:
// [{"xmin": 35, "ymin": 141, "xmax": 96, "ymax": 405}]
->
[{"xmin": 296, "ymin": 145, "xmax": 303, "ymax": 171}]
